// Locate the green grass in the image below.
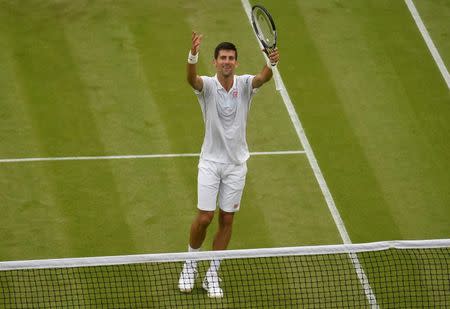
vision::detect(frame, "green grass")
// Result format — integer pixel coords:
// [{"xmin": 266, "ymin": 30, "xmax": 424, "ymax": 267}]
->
[
  {"xmin": 414, "ymin": 0, "xmax": 450, "ymax": 69},
  {"xmin": 273, "ymin": 0, "xmax": 450, "ymax": 241},
  {"xmin": 0, "ymin": 0, "xmax": 308, "ymax": 261}
]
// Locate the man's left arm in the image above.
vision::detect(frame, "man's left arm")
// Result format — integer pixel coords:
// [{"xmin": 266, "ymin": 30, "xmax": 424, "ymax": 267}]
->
[{"xmin": 252, "ymin": 49, "xmax": 280, "ymax": 89}]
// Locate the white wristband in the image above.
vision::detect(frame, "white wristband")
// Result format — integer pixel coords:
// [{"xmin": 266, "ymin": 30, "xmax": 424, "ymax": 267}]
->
[{"xmin": 188, "ymin": 51, "xmax": 198, "ymax": 64}]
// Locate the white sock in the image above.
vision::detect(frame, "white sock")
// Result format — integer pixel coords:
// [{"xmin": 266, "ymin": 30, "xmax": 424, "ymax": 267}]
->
[
  {"xmin": 188, "ymin": 245, "xmax": 200, "ymax": 252},
  {"xmin": 186, "ymin": 245, "xmax": 200, "ymax": 270}
]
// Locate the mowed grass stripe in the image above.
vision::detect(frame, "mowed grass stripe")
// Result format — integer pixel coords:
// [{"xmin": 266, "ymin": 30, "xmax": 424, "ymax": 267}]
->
[
  {"xmin": 0, "ymin": 28, "xmax": 42, "ymax": 158},
  {"xmin": 120, "ymin": 1, "xmax": 204, "ymax": 154},
  {"xmin": 359, "ymin": 0, "xmax": 450, "ymax": 238},
  {"xmin": 0, "ymin": 2, "xmax": 137, "ymax": 259},
  {"xmin": 271, "ymin": 0, "xmax": 402, "ymax": 242},
  {"xmin": 0, "ymin": 151, "xmax": 320, "ymax": 261},
  {"xmin": 283, "ymin": 0, "xmax": 449, "ymax": 240},
  {"xmin": 1, "ymin": 2, "xmax": 103, "ymax": 156},
  {"xmin": 0, "ymin": 164, "xmax": 72, "ymax": 261},
  {"xmin": 58, "ymin": 3, "xmax": 203, "ymax": 253},
  {"xmin": 59, "ymin": 2, "xmax": 200, "ymax": 252},
  {"xmin": 238, "ymin": 155, "xmax": 343, "ymax": 248},
  {"xmin": 61, "ymin": 2, "xmax": 179, "ymax": 156},
  {"xmin": 366, "ymin": 1, "xmax": 449, "ymax": 238},
  {"xmin": 0, "ymin": 10, "xmax": 72, "ymax": 259},
  {"xmin": 0, "ymin": 0, "xmax": 313, "ymax": 262}
]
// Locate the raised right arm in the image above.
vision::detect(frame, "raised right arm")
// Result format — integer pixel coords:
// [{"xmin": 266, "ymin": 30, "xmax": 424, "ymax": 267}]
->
[{"xmin": 187, "ymin": 32, "xmax": 204, "ymax": 92}]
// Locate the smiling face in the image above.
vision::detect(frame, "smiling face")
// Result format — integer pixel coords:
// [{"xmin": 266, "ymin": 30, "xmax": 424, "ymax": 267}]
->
[{"xmin": 214, "ymin": 49, "xmax": 238, "ymax": 78}]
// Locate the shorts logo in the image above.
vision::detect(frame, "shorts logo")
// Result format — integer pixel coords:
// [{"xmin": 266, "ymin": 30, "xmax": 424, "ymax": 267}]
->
[{"xmin": 233, "ymin": 204, "xmax": 239, "ymax": 209}]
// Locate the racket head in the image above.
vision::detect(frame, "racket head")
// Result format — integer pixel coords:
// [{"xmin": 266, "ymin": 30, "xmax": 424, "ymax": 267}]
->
[{"xmin": 251, "ymin": 5, "xmax": 277, "ymax": 52}]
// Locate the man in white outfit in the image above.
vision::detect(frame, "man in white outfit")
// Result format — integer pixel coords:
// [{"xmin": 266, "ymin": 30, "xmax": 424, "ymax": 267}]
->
[{"xmin": 179, "ymin": 32, "xmax": 280, "ymax": 298}]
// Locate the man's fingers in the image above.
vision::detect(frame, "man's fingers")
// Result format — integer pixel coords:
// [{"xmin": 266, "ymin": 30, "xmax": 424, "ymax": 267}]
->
[
  {"xmin": 266, "ymin": 48, "xmax": 279, "ymax": 66},
  {"xmin": 191, "ymin": 31, "xmax": 204, "ymax": 55},
  {"xmin": 192, "ymin": 32, "xmax": 203, "ymax": 45},
  {"xmin": 192, "ymin": 32, "xmax": 203, "ymax": 41},
  {"xmin": 269, "ymin": 49, "xmax": 279, "ymax": 60},
  {"xmin": 194, "ymin": 34, "xmax": 203, "ymax": 45},
  {"xmin": 269, "ymin": 48, "xmax": 278, "ymax": 55},
  {"xmin": 192, "ymin": 31, "xmax": 200, "ymax": 43}
]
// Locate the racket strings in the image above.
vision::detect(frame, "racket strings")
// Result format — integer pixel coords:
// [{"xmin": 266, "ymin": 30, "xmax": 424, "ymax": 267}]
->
[{"xmin": 252, "ymin": 9, "xmax": 276, "ymax": 48}]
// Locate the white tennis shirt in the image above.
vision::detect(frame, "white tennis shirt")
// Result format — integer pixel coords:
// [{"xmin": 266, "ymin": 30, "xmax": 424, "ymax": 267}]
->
[{"xmin": 194, "ymin": 74, "xmax": 258, "ymax": 164}]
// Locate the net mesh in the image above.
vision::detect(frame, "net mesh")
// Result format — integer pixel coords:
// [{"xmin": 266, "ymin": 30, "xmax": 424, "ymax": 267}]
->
[{"xmin": 1, "ymin": 240, "xmax": 449, "ymax": 308}]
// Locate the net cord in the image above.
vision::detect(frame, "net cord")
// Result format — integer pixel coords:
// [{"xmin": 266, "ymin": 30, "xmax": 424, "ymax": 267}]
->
[{"xmin": 1, "ymin": 238, "xmax": 448, "ymax": 271}]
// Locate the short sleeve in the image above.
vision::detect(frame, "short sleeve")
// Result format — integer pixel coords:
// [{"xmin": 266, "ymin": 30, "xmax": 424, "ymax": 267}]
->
[
  {"xmin": 194, "ymin": 76, "xmax": 211, "ymax": 97},
  {"xmin": 242, "ymin": 74, "xmax": 258, "ymax": 97}
]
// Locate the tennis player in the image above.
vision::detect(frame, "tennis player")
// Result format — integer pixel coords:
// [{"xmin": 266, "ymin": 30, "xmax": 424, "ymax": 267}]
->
[{"xmin": 178, "ymin": 32, "xmax": 279, "ymax": 298}]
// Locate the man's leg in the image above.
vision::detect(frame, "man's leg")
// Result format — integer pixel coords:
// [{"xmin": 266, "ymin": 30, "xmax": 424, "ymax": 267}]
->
[
  {"xmin": 202, "ymin": 211, "xmax": 235, "ymax": 298},
  {"xmin": 180, "ymin": 159, "xmax": 220, "ymax": 293},
  {"xmin": 190, "ymin": 210, "xmax": 215, "ymax": 249},
  {"xmin": 179, "ymin": 210, "xmax": 214, "ymax": 293},
  {"xmin": 212, "ymin": 210, "xmax": 234, "ymax": 250},
  {"xmin": 204, "ymin": 162, "xmax": 246, "ymax": 298},
  {"xmin": 192, "ymin": 159, "xmax": 221, "ymax": 250},
  {"xmin": 178, "ymin": 160, "xmax": 221, "ymax": 292}
]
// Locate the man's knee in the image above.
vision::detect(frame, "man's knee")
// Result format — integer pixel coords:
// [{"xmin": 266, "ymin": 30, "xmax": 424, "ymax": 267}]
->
[
  {"xmin": 196, "ymin": 211, "xmax": 214, "ymax": 227},
  {"xmin": 219, "ymin": 211, "xmax": 234, "ymax": 228}
]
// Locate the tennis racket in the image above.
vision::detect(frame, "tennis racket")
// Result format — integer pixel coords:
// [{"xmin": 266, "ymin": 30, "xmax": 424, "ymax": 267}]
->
[
  {"xmin": 251, "ymin": 5, "xmax": 282, "ymax": 90},
  {"xmin": 251, "ymin": 5, "xmax": 277, "ymax": 62}
]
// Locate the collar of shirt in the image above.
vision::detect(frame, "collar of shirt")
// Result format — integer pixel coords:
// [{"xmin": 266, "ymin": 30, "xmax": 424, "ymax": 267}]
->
[{"xmin": 213, "ymin": 74, "xmax": 237, "ymax": 94}]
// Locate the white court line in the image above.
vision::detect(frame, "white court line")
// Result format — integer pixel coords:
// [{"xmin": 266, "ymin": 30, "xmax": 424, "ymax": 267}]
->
[
  {"xmin": 405, "ymin": 0, "xmax": 450, "ymax": 89},
  {"xmin": 240, "ymin": 1, "xmax": 378, "ymax": 307},
  {"xmin": 0, "ymin": 150, "xmax": 305, "ymax": 164}
]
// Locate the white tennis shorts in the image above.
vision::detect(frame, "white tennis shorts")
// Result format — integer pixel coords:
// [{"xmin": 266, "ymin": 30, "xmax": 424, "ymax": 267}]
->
[{"xmin": 197, "ymin": 159, "xmax": 248, "ymax": 213}]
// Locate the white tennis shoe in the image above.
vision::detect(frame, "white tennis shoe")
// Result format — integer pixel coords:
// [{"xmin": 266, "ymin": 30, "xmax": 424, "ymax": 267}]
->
[
  {"xmin": 178, "ymin": 263, "xmax": 198, "ymax": 293},
  {"xmin": 202, "ymin": 273, "xmax": 223, "ymax": 298}
]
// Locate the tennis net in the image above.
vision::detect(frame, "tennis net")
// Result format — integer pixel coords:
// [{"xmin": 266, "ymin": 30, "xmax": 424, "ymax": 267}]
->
[{"xmin": 1, "ymin": 239, "xmax": 448, "ymax": 308}]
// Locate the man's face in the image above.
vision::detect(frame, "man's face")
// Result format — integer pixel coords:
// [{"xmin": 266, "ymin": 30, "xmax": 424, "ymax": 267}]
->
[{"xmin": 214, "ymin": 50, "xmax": 238, "ymax": 77}]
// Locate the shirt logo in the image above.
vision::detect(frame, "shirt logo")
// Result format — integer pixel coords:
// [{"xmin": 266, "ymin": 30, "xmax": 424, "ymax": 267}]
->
[{"xmin": 232, "ymin": 90, "xmax": 238, "ymax": 98}]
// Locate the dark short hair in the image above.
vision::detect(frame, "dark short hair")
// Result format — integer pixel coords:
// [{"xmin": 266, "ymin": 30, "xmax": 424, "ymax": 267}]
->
[{"xmin": 214, "ymin": 42, "xmax": 238, "ymax": 60}]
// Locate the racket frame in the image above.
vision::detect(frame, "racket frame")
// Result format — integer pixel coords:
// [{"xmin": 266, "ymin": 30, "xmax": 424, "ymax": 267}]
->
[{"xmin": 251, "ymin": 5, "xmax": 277, "ymax": 55}]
